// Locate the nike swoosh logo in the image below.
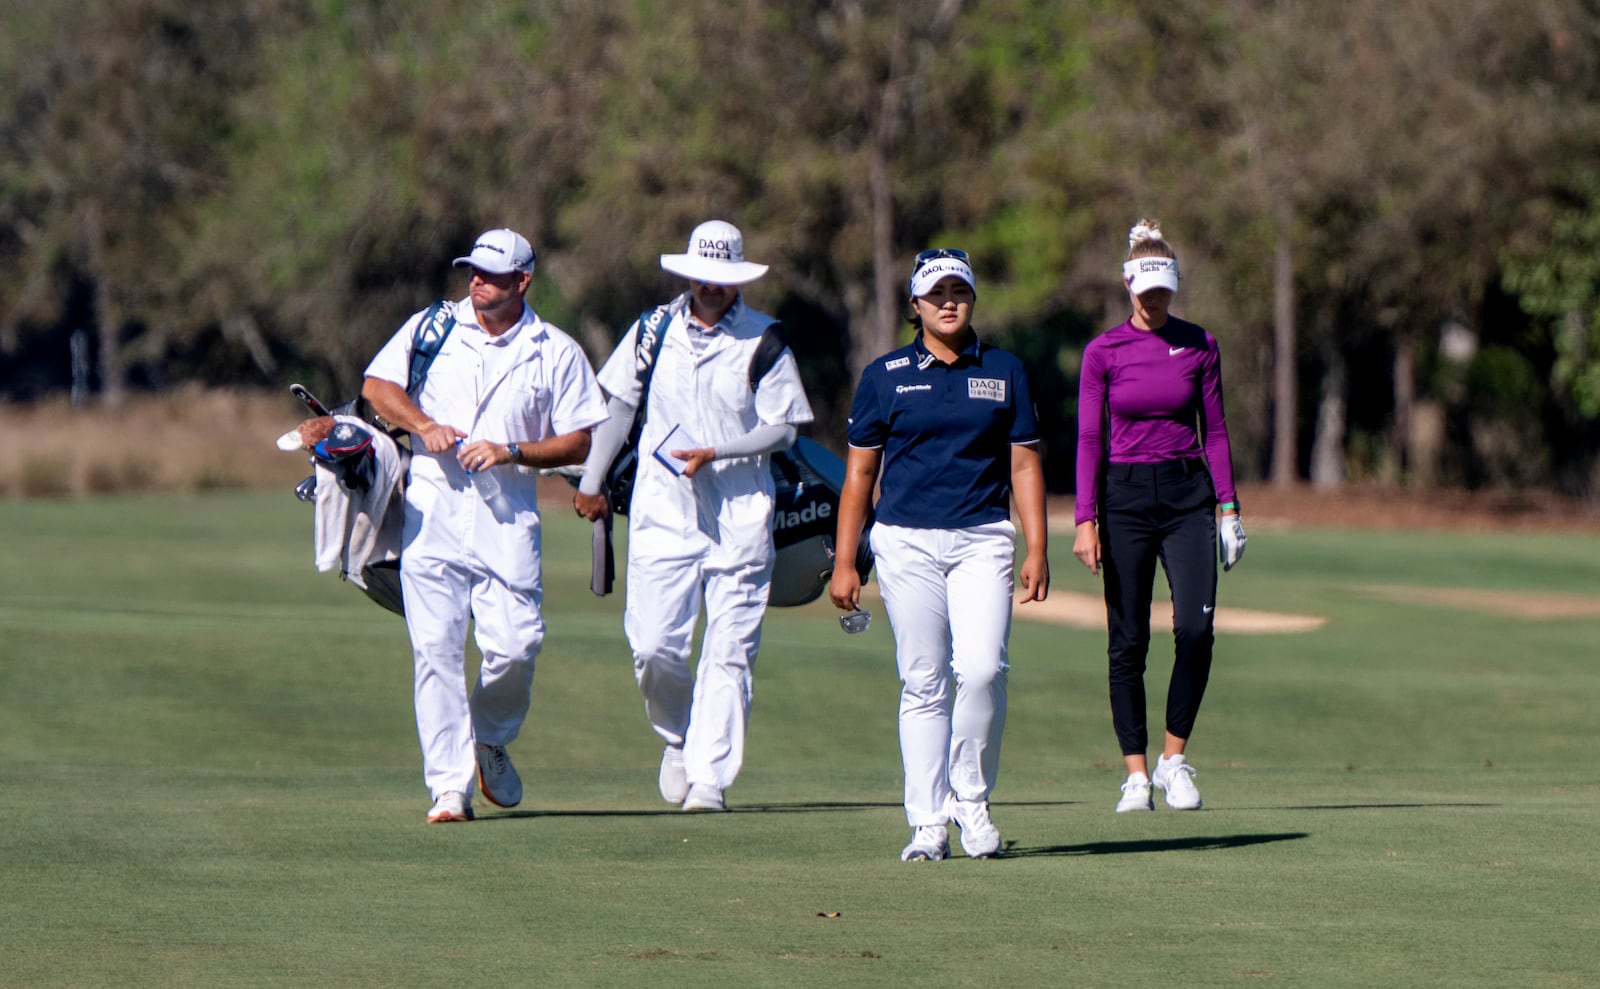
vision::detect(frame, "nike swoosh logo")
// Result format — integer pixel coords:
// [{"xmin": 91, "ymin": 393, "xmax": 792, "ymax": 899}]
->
[
  {"xmin": 1202, "ymin": 605, "xmax": 1214, "ymax": 614},
  {"xmin": 1169, "ymin": 347, "xmax": 1187, "ymax": 356}
]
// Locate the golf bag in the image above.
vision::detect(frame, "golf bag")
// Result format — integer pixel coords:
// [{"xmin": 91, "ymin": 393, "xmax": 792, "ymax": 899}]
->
[
  {"xmin": 767, "ymin": 436, "xmax": 874, "ymax": 608},
  {"xmin": 282, "ymin": 301, "xmax": 456, "ymax": 616},
  {"xmin": 281, "ymin": 413, "xmax": 407, "ymax": 616}
]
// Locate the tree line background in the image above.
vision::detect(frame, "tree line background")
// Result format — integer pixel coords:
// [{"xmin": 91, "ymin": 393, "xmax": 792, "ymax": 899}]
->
[{"xmin": 3, "ymin": 0, "xmax": 1599, "ymax": 498}]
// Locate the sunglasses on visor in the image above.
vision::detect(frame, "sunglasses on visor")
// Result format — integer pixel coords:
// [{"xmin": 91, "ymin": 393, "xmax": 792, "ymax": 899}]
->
[{"xmin": 912, "ymin": 248, "xmax": 970, "ymax": 271}]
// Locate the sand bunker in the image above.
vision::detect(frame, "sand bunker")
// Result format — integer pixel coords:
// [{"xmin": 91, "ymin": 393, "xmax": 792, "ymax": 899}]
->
[
  {"xmin": 853, "ymin": 586, "xmax": 1325, "ymax": 635},
  {"xmin": 1011, "ymin": 591, "xmax": 1328, "ymax": 635},
  {"xmin": 1363, "ymin": 585, "xmax": 1600, "ymax": 619}
]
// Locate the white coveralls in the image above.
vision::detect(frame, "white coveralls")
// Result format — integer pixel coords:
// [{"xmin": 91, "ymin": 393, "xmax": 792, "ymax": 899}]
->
[
  {"xmin": 596, "ymin": 294, "xmax": 813, "ymax": 792},
  {"xmin": 366, "ymin": 297, "xmax": 606, "ymax": 799}
]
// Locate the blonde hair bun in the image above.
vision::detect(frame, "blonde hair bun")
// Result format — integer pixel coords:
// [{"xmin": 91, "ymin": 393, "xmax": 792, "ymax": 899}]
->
[{"xmin": 1128, "ymin": 220, "xmax": 1164, "ymax": 248}]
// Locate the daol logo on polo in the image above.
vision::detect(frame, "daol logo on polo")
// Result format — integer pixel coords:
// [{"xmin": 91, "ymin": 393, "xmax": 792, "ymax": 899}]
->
[{"xmin": 968, "ymin": 378, "xmax": 1006, "ymax": 402}]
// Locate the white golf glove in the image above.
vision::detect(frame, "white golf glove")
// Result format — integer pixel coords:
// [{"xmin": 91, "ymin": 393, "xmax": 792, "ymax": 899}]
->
[{"xmin": 1219, "ymin": 515, "xmax": 1247, "ymax": 571}]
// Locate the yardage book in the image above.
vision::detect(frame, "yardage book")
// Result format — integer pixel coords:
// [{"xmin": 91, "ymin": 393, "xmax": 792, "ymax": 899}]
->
[{"xmin": 652, "ymin": 424, "xmax": 699, "ymax": 476}]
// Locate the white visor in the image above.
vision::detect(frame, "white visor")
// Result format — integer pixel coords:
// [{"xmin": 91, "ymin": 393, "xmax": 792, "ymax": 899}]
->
[
  {"xmin": 1123, "ymin": 256, "xmax": 1179, "ymax": 295},
  {"xmin": 909, "ymin": 258, "xmax": 976, "ymax": 298}
]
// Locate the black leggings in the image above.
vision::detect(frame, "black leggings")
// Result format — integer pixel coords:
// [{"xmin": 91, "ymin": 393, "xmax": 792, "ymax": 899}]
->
[{"xmin": 1099, "ymin": 460, "xmax": 1218, "ymax": 757}]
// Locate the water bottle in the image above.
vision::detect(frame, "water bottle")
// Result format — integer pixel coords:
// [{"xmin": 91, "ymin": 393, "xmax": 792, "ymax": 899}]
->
[{"xmin": 460, "ymin": 441, "xmax": 513, "ymax": 521}]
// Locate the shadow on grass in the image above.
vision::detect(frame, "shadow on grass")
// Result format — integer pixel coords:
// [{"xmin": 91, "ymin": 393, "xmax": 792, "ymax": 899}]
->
[
  {"xmin": 483, "ymin": 800, "xmax": 910, "ymax": 821},
  {"xmin": 1243, "ymin": 803, "xmax": 1500, "ymax": 811},
  {"xmin": 738, "ymin": 799, "xmax": 1079, "ymax": 813},
  {"xmin": 1004, "ymin": 832, "xmax": 1309, "ymax": 858},
  {"xmin": 479, "ymin": 799, "xmax": 1078, "ymax": 821}
]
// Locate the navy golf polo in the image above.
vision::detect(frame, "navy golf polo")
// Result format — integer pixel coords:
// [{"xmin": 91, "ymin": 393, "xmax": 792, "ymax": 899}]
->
[{"xmin": 847, "ymin": 333, "xmax": 1039, "ymax": 529}]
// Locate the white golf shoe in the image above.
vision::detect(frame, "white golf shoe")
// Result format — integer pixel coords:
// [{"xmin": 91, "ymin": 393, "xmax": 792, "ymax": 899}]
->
[
  {"xmin": 948, "ymin": 797, "xmax": 1001, "ymax": 858},
  {"xmin": 425, "ymin": 790, "xmax": 474, "ymax": 824},
  {"xmin": 475, "ymin": 743, "xmax": 522, "ymax": 808},
  {"xmin": 681, "ymin": 784, "xmax": 726, "ymax": 813},
  {"xmin": 1116, "ymin": 773, "xmax": 1154, "ymax": 813},
  {"xmin": 899, "ymin": 825, "xmax": 951, "ymax": 862},
  {"xmin": 658, "ymin": 745, "xmax": 688, "ymax": 804},
  {"xmin": 1152, "ymin": 754, "xmax": 1202, "ymax": 810}
]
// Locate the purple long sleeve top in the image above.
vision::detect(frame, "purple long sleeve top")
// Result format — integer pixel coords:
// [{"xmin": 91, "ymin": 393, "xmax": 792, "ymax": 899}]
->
[{"xmin": 1074, "ymin": 316, "xmax": 1238, "ymax": 526}]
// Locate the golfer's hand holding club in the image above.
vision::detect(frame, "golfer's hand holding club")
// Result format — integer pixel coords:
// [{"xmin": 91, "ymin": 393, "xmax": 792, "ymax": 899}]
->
[{"xmin": 1219, "ymin": 512, "xmax": 1247, "ymax": 571}]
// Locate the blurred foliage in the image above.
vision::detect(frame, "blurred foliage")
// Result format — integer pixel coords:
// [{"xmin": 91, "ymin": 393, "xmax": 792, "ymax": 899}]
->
[
  {"xmin": 3, "ymin": 0, "xmax": 1600, "ymax": 494},
  {"xmin": 1504, "ymin": 169, "xmax": 1600, "ymax": 418}
]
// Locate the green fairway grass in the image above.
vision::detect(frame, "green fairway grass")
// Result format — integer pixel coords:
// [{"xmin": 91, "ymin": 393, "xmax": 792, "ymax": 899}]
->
[{"xmin": 2, "ymin": 492, "xmax": 1597, "ymax": 987}]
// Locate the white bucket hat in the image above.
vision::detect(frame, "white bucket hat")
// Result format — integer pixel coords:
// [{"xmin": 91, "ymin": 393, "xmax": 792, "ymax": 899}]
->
[
  {"xmin": 659, "ymin": 220, "xmax": 769, "ymax": 286},
  {"xmin": 453, "ymin": 228, "xmax": 536, "ymax": 274}
]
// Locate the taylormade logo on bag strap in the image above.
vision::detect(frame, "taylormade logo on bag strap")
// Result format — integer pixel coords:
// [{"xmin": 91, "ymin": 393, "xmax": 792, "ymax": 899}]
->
[
  {"xmin": 635, "ymin": 306, "xmax": 670, "ymax": 375},
  {"xmin": 419, "ymin": 303, "xmax": 453, "ymax": 348}
]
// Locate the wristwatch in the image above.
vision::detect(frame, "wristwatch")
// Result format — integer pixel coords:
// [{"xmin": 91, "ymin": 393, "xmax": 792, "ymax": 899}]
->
[{"xmin": 505, "ymin": 442, "xmax": 521, "ymax": 466}]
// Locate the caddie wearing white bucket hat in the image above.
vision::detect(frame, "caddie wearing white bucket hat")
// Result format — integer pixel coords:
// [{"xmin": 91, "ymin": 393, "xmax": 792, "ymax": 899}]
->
[{"xmin": 575, "ymin": 220, "xmax": 813, "ymax": 813}]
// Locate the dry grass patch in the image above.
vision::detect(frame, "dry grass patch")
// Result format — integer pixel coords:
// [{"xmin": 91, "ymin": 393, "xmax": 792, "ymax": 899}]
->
[{"xmin": 0, "ymin": 386, "xmax": 312, "ymax": 498}]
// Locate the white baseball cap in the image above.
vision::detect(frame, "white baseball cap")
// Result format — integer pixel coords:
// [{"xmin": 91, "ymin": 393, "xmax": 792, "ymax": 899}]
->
[
  {"xmin": 659, "ymin": 220, "xmax": 769, "ymax": 286},
  {"xmin": 453, "ymin": 228, "xmax": 536, "ymax": 274},
  {"xmin": 1122, "ymin": 256, "xmax": 1179, "ymax": 295}
]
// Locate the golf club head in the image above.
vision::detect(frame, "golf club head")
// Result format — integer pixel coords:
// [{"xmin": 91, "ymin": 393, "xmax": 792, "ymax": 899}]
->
[
  {"xmin": 311, "ymin": 420, "xmax": 377, "ymax": 493},
  {"xmin": 839, "ymin": 609, "xmax": 872, "ymax": 634}
]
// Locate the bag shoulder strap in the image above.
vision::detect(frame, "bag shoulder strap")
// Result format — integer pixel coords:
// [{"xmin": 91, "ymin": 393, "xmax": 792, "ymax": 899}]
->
[
  {"xmin": 747, "ymin": 320, "xmax": 789, "ymax": 392},
  {"xmin": 628, "ymin": 304, "xmax": 672, "ymax": 440},
  {"xmin": 406, "ymin": 301, "xmax": 456, "ymax": 399}
]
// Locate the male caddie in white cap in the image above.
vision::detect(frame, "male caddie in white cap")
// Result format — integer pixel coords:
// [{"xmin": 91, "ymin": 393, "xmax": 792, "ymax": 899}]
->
[
  {"xmin": 575, "ymin": 220, "xmax": 814, "ymax": 812},
  {"xmin": 362, "ymin": 227, "xmax": 607, "ymax": 824}
]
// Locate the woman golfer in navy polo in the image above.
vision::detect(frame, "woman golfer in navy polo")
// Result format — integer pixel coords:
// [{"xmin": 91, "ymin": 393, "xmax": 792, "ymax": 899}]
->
[
  {"xmin": 830, "ymin": 249, "xmax": 1049, "ymax": 862},
  {"xmin": 1073, "ymin": 219, "xmax": 1246, "ymax": 814}
]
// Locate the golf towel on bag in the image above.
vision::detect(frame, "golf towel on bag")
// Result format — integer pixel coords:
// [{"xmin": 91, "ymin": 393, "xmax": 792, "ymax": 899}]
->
[{"xmin": 313, "ymin": 415, "xmax": 406, "ymax": 593}]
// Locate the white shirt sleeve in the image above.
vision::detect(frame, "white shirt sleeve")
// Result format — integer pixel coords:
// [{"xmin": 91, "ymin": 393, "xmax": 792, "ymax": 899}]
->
[
  {"xmin": 595, "ymin": 319, "xmax": 646, "ymax": 406},
  {"xmin": 364, "ymin": 308, "xmax": 429, "ymax": 387},
  {"xmin": 546, "ymin": 335, "xmax": 609, "ymax": 436},
  {"xmin": 753, "ymin": 349, "xmax": 814, "ymax": 427}
]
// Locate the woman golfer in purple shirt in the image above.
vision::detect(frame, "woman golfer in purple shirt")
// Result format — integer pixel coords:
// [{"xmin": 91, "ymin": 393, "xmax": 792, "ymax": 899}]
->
[{"xmin": 1073, "ymin": 219, "xmax": 1247, "ymax": 814}]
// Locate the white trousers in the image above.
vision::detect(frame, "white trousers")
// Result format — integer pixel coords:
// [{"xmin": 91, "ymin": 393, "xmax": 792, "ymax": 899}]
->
[
  {"xmin": 624, "ymin": 545, "xmax": 773, "ymax": 792},
  {"xmin": 871, "ymin": 520, "xmax": 1014, "ymax": 827},
  {"xmin": 402, "ymin": 544, "xmax": 544, "ymax": 800}
]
